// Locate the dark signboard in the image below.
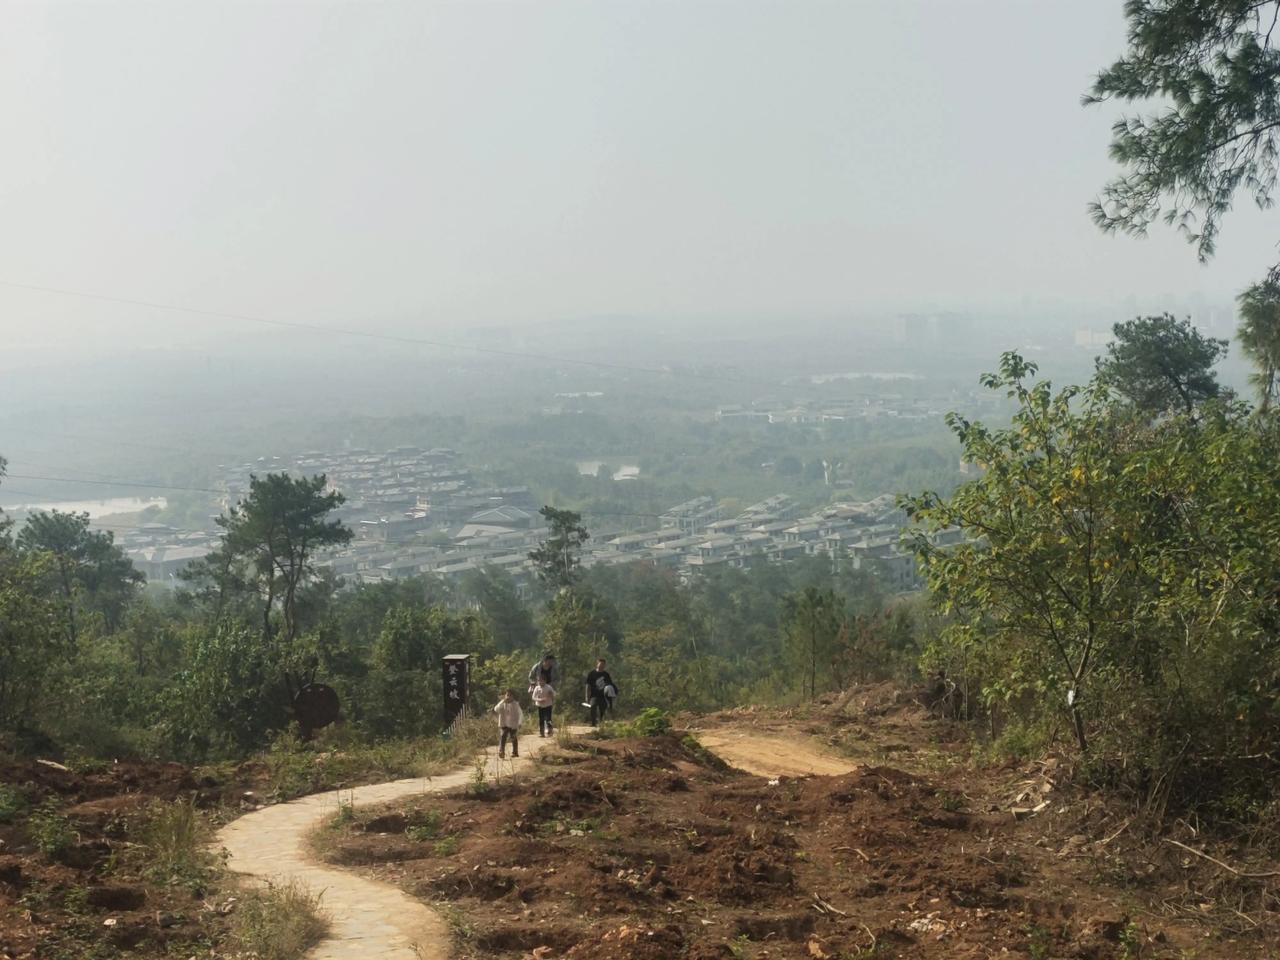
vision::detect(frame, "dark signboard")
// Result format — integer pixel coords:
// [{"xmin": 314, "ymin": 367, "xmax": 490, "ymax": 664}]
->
[{"xmin": 443, "ymin": 654, "xmax": 470, "ymax": 725}]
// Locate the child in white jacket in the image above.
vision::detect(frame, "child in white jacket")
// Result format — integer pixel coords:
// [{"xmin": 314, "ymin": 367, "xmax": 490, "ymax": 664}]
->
[
  {"xmin": 531, "ymin": 680, "xmax": 556, "ymax": 737},
  {"xmin": 493, "ymin": 689, "xmax": 523, "ymax": 758}
]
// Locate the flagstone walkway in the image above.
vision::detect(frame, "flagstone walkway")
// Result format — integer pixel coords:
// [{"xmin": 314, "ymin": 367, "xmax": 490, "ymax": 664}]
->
[{"xmin": 216, "ymin": 732, "xmax": 567, "ymax": 960}]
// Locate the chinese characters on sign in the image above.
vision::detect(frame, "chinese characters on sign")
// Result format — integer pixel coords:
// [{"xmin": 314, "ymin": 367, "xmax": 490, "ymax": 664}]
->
[{"xmin": 442, "ymin": 654, "xmax": 470, "ymax": 725}]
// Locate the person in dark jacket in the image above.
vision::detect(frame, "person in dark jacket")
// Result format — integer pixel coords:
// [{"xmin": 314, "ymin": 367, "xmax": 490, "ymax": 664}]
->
[{"xmin": 584, "ymin": 657, "xmax": 617, "ymax": 727}]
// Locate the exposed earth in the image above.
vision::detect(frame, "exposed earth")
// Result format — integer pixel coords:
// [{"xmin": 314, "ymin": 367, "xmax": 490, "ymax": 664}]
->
[
  {"xmin": 693, "ymin": 730, "xmax": 856, "ymax": 778},
  {"xmin": 311, "ymin": 692, "xmax": 1280, "ymax": 959},
  {"xmin": 3, "ymin": 689, "xmax": 1278, "ymax": 959},
  {"xmin": 0, "ymin": 757, "xmax": 240, "ymax": 959}
]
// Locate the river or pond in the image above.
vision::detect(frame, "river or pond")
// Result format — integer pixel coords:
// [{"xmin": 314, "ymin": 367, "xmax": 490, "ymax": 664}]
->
[
  {"xmin": 576, "ymin": 461, "xmax": 640, "ymax": 481},
  {"xmin": 0, "ymin": 496, "xmax": 168, "ymax": 518}
]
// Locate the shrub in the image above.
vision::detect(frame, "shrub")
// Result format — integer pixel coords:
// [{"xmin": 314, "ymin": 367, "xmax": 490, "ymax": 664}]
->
[
  {"xmin": 906, "ymin": 354, "xmax": 1280, "ymax": 816},
  {"xmin": 0, "ymin": 785, "xmax": 27, "ymax": 824},
  {"xmin": 432, "ymin": 834, "xmax": 460, "ymax": 857},
  {"xmin": 29, "ymin": 801, "xmax": 76, "ymax": 859},
  {"xmin": 629, "ymin": 708, "xmax": 671, "ymax": 737}
]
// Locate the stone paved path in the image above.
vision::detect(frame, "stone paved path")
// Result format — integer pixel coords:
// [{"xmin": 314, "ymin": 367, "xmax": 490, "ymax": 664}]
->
[{"xmin": 217, "ymin": 731, "xmax": 569, "ymax": 960}]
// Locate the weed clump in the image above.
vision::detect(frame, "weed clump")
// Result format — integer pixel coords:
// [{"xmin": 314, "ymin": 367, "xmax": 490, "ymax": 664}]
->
[
  {"xmin": 137, "ymin": 796, "xmax": 212, "ymax": 890},
  {"xmin": 28, "ymin": 800, "xmax": 76, "ymax": 859},
  {"xmin": 231, "ymin": 879, "xmax": 329, "ymax": 960},
  {"xmin": 0, "ymin": 784, "xmax": 28, "ymax": 823},
  {"xmin": 603, "ymin": 708, "xmax": 671, "ymax": 738}
]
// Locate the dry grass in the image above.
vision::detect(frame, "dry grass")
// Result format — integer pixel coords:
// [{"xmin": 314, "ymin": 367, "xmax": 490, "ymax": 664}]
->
[
  {"xmin": 138, "ymin": 796, "xmax": 210, "ymax": 886},
  {"xmin": 250, "ymin": 717, "xmax": 497, "ymax": 802},
  {"xmin": 231, "ymin": 879, "xmax": 329, "ymax": 960}
]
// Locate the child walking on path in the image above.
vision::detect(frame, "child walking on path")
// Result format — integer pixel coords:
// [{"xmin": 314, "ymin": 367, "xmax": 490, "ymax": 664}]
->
[
  {"xmin": 531, "ymin": 680, "xmax": 556, "ymax": 737},
  {"xmin": 493, "ymin": 688, "xmax": 523, "ymax": 758}
]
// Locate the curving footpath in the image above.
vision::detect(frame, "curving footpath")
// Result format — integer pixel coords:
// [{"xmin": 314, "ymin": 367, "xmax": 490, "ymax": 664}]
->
[
  {"xmin": 694, "ymin": 729, "xmax": 857, "ymax": 779},
  {"xmin": 216, "ymin": 733, "xmax": 566, "ymax": 960}
]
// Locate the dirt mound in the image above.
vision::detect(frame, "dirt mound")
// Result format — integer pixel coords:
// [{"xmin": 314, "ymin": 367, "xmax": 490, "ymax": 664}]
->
[{"xmin": 0, "ymin": 756, "xmax": 232, "ymax": 811}]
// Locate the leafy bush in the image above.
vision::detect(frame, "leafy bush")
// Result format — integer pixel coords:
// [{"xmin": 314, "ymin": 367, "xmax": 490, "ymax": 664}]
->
[
  {"xmin": 906, "ymin": 354, "xmax": 1280, "ymax": 815},
  {"xmin": 431, "ymin": 834, "xmax": 460, "ymax": 856},
  {"xmin": 160, "ymin": 623, "xmax": 291, "ymax": 759},
  {"xmin": 606, "ymin": 707, "xmax": 671, "ymax": 738},
  {"xmin": 0, "ymin": 784, "xmax": 27, "ymax": 824},
  {"xmin": 29, "ymin": 801, "xmax": 76, "ymax": 859}
]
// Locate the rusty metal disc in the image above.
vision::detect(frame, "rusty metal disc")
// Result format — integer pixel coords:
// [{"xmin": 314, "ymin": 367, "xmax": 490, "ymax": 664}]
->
[{"xmin": 293, "ymin": 682, "xmax": 340, "ymax": 733}]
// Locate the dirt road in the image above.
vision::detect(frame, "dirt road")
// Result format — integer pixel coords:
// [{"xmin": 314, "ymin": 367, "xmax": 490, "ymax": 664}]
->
[
  {"xmin": 216, "ymin": 733, "xmax": 571, "ymax": 960},
  {"xmin": 695, "ymin": 728, "xmax": 857, "ymax": 777}
]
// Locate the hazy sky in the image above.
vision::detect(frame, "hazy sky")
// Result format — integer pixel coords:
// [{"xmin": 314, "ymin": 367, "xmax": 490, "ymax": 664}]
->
[{"xmin": 2, "ymin": 0, "xmax": 1278, "ymax": 356}]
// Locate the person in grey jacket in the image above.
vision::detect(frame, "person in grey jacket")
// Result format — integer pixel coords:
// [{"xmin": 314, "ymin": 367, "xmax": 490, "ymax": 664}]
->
[
  {"xmin": 527, "ymin": 652, "xmax": 561, "ymax": 732},
  {"xmin": 527, "ymin": 652, "xmax": 561, "ymax": 688}
]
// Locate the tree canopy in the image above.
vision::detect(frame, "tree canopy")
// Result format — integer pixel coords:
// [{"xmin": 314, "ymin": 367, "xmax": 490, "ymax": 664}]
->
[
  {"xmin": 1096, "ymin": 313, "xmax": 1227, "ymax": 415},
  {"xmin": 907, "ymin": 353, "xmax": 1280, "ymax": 807},
  {"xmin": 1237, "ymin": 277, "xmax": 1280, "ymax": 410},
  {"xmin": 528, "ymin": 506, "xmax": 590, "ymax": 590},
  {"xmin": 1088, "ymin": 0, "xmax": 1280, "ymax": 260},
  {"xmin": 194, "ymin": 473, "xmax": 352, "ymax": 643},
  {"xmin": 17, "ymin": 510, "xmax": 143, "ymax": 641}
]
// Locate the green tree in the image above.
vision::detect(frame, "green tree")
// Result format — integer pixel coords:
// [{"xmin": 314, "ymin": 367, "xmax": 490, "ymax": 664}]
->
[
  {"xmin": 460, "ymin": 566, "xmax": 537, "ymax": 651},
  {"xmin": 178, "ymin": 539, "xmax": 253, "ymax": 625},
  {"xmin": 540, "ymin": 590, "xmax": 616, "ymax": 684},
  {"xmin": 0, "ymin": 459, "xmax": 67, "ymax": 728},
  {"xmin": 1087, "ymin": 0, "xmax": 1280, "ymax": 260},
  {"xmin": 1236, "ymin": 278, "xmax": 1280, "ymax": 411},
  {"xmin": 904, "ymin": 352, "xmax": 1280, "ymax": 791},
  {"xmin": 0, "ymin": 548, "xmax": 65, "ymax": 728},
  {"xmin": 16, "ymin": 510, "xmax": 143, "ymax": 641},
  {"xmin": 115, "ymin": 594, "xmax": 184, "ymax": 676},
  {"xmin": 162, "ymin": 623, "xmax": 290, "ymax": 757},
  {"xmin": 528, "ymin": 506, "xmax": 589, "ymax": 590},
  {"xmin": 905, "ymin": 354, "xmax": 1134, "ymax": 754},
  {"xmin": 363, "ymin": 605, "xmax": 491, "ymax": 737},
  {"xmin": 781, "ymin": 586, "xmax": 845, "ymax": 700},
  {"xmin": 621, "ymin": 625, "xmax": 721, "ymax": 713},
  {"xmin": 1097, "ymin": 313, "xmax": 1227, "ymax": 416},
  {"xmin": 212, "ymin": 474, "xmax": 352, "ymax": 644}
]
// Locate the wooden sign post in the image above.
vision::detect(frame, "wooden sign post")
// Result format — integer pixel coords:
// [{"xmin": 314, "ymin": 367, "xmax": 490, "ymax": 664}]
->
[{"xmin": 442, "ymin": 653, "xmax": 470, "ymax": 726}]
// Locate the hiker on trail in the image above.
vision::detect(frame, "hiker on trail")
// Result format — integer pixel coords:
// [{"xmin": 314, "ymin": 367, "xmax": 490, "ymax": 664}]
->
[
  {"xmin": 584, "ymin": 657, "xmax": 617, "ymax": 727},
  {"xmin": 493, "ymin": 688, "xmax": 523, "ymax": 758},
  {"xmin": 527, "ymin": 651, "xmax": 561, "ymax": 689},
  {"xmin": 531, "ymin": 678, "xmax": 556, "ymax": 737},
  {"xmin": 527, "ymin": 652, "xmax": 561, "ymax": 729}
]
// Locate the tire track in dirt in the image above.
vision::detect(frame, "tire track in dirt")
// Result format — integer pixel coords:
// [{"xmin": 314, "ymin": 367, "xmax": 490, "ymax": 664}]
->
[
  {"xmin": 216, "ymin": 733, "xmax": 569, "ymax": 960},
  {"xmin": 695, "ymin": 729, "xmax": 858, "ymax": 778}
]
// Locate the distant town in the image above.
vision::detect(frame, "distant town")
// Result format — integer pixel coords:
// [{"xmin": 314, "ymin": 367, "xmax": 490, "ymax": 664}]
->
[{"xmin": 103, "ymin": 443, "xmax": 962, "ymax": 595}]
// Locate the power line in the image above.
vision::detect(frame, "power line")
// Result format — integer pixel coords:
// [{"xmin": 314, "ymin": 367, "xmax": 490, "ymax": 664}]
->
[{"xmin": 6, "ymin": 472, "xmax": 221, "ymax": 495}]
